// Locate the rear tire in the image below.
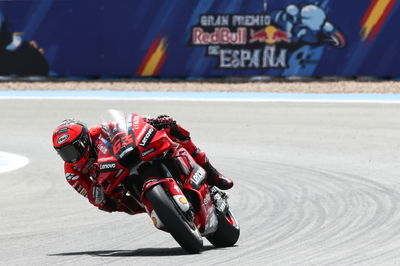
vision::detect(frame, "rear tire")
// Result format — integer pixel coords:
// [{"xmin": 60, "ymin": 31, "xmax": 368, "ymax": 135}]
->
[
  {"xmin": 146, "ymin": 185, "xmax": 203, "ymax": 253},
  {"xmin": 207, "ymin": 209, "xmax": 240, "ymax": 247}
]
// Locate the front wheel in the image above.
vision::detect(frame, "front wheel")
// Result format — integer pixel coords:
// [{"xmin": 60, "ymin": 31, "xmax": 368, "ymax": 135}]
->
[
  {"xmin": 207, "ymin": 209, "xmax": 240, "ymax": 247},
  {"xmin": 146, "ymin": 185, "xmax": 203, "ymax": 253}
]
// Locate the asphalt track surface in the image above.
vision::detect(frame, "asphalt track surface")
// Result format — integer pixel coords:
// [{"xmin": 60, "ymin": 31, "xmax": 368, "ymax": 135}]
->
[{"xmin": 1, "ymin": 98, "xmax": 400, "ymax": 266}]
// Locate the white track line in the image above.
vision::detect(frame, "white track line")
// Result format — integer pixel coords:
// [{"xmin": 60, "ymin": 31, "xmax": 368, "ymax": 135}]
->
[
  {"xmin": 0, "ymin": 152, "xmax": 30, "ymax": 174},
  {"xmin": 1, "ymin": 91, "xmax": 400, "ymax": 104},
  {"xmin": 1, "ymin": 97, "xmax": 400, "ymax": 104}
]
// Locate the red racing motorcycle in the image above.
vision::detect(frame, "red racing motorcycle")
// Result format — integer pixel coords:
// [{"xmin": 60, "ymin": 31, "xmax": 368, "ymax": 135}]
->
[{"xmin": 96, "ymin": 110, "xmax": 240, "ymax": 253}]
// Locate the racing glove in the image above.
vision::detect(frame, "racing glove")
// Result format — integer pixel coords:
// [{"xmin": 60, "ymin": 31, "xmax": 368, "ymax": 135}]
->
[
  {"xmin": 98, "ymin": 199, "xmax": 117, "ymax": 213},
  {"xmin": 92, "ymin": 185, "xmax": 117, "ymax": 212},
  {"xmin": 147, "ymin": 115, "xmax": 176, "ymax": 130}
]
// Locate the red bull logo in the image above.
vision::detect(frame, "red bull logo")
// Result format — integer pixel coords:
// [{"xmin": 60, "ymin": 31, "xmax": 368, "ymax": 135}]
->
[
  {"xmin": 250, "ymin": 26, "xmax": 290, "ymax": 44},
  {"xmin": 192, "ymin": 27, "xmax": 247, "ymax": 45},
  {"xmin": 189, "ymin": 8, "xmax": 345, "ymax": 71}
]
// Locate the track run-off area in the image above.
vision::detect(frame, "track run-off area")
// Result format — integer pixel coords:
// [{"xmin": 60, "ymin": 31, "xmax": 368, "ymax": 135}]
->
[{"xmin": 1, "ymin": 92, "xmax": 400, "ymax": 265}]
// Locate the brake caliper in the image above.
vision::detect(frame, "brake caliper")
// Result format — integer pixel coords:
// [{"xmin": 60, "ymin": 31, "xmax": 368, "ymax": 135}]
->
[{"xmin": 210, "ymin": 186, "xmax": 229, "ymax": 214}]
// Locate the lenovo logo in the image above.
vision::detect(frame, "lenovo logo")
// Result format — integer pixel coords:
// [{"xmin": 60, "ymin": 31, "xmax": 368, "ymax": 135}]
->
[
  {"xmin": 139, "ymin": 127, "xmax": 156, "ymax": 148},
  {"xmin": 191, "ymin": 167, "xmax": 206, "ymax": 187},
  {"xmin": 99, "ymin": 162, "xmax": 116, "ymax": 172}
]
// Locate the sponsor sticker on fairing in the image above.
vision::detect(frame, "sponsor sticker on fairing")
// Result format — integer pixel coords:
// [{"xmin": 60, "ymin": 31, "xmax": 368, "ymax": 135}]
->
[
  {"xmin": 141, "ymin": 147, "xmax": 155, "ymax": 157},
  {"xmin": 179, "ymin": 197, "xmax": 188, "ymax": 204},
  {"xmin": 97, "ymin": 143, "xmax": 108, "ymax": 154},
  {"xmin": 115, "ymin": 168, "xmax": 124, "ymax": 178},
  {"xmin": 172, "ymin": 195, "xmax": 190, "ymax": 212},
  {"xmin": 139, "ymin": 127, "xmax": 156, "ymax": 148},
  {"xmin": 119, "ymin": 146, "xmax": 133, "ymax": 159},
  {"xmin": 133, "ymin": 115, "xmax": 140, "ymax": 130},
  {"xmin": 190, "ymin": 167, "xmax": 206, "ymax": 188},
  {"xmin": 99, "ymin": 162, "xmax": 117, "ymax": 172}
]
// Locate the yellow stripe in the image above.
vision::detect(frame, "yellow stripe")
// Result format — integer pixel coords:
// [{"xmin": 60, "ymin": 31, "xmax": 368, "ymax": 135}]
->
[
  {"xmin": 362, "ymin": 0, "xmax": 392, "ymax": 40},
  {"xmin": 141, "ymin": 38, "xmax": 167, "ymax": 76}
]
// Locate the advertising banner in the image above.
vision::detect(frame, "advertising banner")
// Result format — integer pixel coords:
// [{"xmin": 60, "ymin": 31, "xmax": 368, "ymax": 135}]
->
[{"xmin": 0, "ymin": 0, "xmax": 398, "ymax": 77}]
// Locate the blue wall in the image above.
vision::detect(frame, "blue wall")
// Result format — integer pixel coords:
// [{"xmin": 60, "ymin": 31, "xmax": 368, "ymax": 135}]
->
[{"xmin": 0, "ymin": 0, "xmax": 399, "ymax": 77}]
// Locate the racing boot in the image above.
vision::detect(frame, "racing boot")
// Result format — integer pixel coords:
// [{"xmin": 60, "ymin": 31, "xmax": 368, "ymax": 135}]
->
[
  {"xmin": 192, "ymin": 148, "xmax": 234, "ymax": 190},
  {"xmin": 166, "ymin": 122, "xmax": 233, "ymax": 190}
]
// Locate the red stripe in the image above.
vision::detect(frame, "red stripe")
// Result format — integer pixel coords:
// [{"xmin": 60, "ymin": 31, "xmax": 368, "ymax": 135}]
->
[
  {"xmin": 368, "ymin": 0, "xmax": 397, "ymax": 41},
  {"xmin": 361, "ymin": 0, "xmax": 380, "ymax": 25},
  {"xmin": 136, "ymin": 37, "xmax": 161, "ymax": 75}
]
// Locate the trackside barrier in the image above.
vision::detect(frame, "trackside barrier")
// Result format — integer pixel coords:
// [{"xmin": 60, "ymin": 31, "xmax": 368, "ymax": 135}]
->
[{"xmin": 0, "ymin": 0, "xmax": 399, "ymax": 77}]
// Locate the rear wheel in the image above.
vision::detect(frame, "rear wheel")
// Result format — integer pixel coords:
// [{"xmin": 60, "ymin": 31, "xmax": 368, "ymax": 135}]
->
[
  {"xmin": 207, "ymin": 209, "xmax": 240, "ymax": 247},
  {"xmin": 146, "ymin": 185, "xmax": 203, "ymax": 253}
]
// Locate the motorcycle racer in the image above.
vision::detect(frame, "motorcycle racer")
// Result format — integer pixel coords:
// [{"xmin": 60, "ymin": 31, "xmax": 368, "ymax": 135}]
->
[{"xmin": 52, "ymin": 115, "xmax": 233, "ymax": 213}]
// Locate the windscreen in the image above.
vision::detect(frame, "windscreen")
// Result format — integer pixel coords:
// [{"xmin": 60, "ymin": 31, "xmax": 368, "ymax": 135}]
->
[{"xmin": 100, "ymin": 109, "xmax": 136, "ymax": 160}]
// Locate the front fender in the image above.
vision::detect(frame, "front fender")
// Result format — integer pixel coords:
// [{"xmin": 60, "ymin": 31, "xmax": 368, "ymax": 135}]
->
[{"xmin": 141, "ymin": 177, "xmax": 190, "ymax": 215}]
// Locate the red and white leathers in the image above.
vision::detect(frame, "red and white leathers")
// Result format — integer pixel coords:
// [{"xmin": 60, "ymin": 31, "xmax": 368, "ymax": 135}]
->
[
  {"xmin": 63, "ymin": 124, "xmax": 143, "ymax": 214},
  {"xmin": 63, "ymin": 116, "xmax": 233, "ymax": 214}
]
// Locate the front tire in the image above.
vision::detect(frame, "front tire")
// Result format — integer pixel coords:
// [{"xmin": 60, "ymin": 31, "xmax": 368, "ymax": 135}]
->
[
  {"xmin": 207, "ymin": 209, "xmax": 240, "ymax": 247},
  {"xmin": 146, "ymin": 185, "xmax": 203, "ymax": 253}
]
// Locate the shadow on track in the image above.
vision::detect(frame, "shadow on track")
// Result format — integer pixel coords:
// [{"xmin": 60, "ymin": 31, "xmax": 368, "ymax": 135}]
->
[{"xmin": 48, "ymin": 246, "xmax": 215, "ymax": 257}]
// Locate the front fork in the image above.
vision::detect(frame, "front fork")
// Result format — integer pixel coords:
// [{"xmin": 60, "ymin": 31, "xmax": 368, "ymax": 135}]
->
[
  {"xmin": 140, "ymin": 160, "xmax": 225, "ymax": 236},
  {"xmin": 141, "ymin": 177, "xmax": 192, "ymax": 230},
  {"xmin": 209, "ymin": 186, "xmax": 229, "ymax": 214}
]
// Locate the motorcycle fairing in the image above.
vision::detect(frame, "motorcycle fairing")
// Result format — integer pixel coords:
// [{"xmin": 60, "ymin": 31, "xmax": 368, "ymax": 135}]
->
[
  {"xmin": 183, "ymin": 182, "xmax": 219, "ymax": 236},
  {"xmin": 129, "ymin": 113, "xmax": 174, "ymax": 161},
  {"xmin": 98, "ymin": 110, "xmax": 219, "ymax": 236},
  {"xmin": 170, "ymin": 145, "xmax": 217, "ymax": 234},
  {"xmin": 97, "ymin": 156, "xmax": 129, "ymax": 194}
]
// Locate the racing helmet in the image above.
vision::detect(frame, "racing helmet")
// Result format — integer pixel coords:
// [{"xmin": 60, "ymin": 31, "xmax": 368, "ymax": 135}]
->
[{"xmin": 52, "ymin": 119, "xmax": 91, "ymax": 164}]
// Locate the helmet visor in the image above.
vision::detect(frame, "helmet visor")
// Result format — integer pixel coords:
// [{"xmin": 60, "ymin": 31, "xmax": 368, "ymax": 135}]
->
[{"xmin": 56, "ymin": 135, "xmax": 89, "ymax": 163}]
